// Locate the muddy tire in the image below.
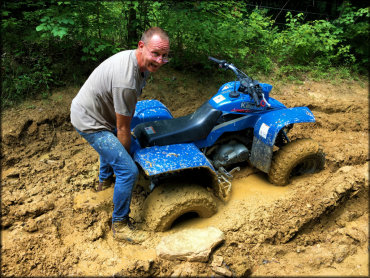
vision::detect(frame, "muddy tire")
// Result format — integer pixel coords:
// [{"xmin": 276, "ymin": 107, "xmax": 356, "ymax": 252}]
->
[
  {"xmin": 143, "ymin": 184, "xmax": 217, "ymax": 232},
  {"xmin": 269, "ymin": 138, "xmax": 325, "ymax": 186}
]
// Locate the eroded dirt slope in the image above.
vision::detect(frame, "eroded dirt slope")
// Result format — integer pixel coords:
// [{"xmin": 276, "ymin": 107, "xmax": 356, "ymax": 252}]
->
[{"xmin": 1, "ymin": 69, "xmax": 368, "ymax": 276}]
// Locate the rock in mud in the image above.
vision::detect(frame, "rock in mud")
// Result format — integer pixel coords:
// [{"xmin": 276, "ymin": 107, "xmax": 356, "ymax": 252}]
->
[
  {"xmin": 156, "ymin": 227, "xmax": 224, "ymax": 262},
  {"xmin": 212, "ymin": 265, "xmax": 233, "ymax": 277},
  {"xmin": 211, "ymin": 257, "xmax": 233, "ymax": 277},
  {"xmin": 211, "ymin": 255, "xmax": 224, "ymax": 267}
]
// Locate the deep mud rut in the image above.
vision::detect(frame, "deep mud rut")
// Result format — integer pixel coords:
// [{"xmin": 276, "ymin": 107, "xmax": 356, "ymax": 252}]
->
[{"xmin": 1, "ymin": 69, "xmax": 368, "ymax": 277}]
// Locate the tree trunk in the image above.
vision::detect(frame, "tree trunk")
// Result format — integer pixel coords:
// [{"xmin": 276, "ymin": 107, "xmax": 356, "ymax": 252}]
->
[{"xmin": 127, "ymin": 1, "xmax": 138, "ymax": 48}]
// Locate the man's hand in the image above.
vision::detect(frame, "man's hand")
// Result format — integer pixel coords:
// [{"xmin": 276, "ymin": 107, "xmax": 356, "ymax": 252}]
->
[{"xmin": 116, "ymin": 113, "xmax": 132, "ymax": 152}]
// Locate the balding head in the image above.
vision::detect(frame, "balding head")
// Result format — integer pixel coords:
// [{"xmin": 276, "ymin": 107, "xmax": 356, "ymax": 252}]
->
[{"xmin": 140, "ymin": 27, "xmax": 169, "ymax": 44}]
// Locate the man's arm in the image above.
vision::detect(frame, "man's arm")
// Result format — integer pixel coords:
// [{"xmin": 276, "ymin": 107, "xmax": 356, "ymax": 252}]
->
[{"xmin": 116, "ymin": 113, "xmax": 132, "ymax": 152}]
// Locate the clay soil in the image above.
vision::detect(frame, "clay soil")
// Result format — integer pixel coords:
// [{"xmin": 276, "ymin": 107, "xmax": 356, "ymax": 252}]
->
[{"xmin": 1, "ymin": 67, "xmax": 368, "ymax": 277}]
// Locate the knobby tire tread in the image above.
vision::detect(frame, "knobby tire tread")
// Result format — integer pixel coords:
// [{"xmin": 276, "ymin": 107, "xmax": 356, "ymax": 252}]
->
[
  {"xmin": 269, "ymin": 138, "xmax": 324, "ymax": 186},
  {"xmin": 143, "ymin": 184, "xmax": 217, "ymax": 232}
]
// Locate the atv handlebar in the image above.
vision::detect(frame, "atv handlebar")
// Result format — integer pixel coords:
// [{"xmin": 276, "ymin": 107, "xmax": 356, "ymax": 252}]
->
[
  {"xmin": 208, "ymin": 56, "xmax": 271, "ymax": 107},
  {"xmin": 208, "ymin": 56, "xmax": 225, "ymax": 65},
  {"xmin": 208, "ymin": 56, "xmax": 241, "ymax": 78}
]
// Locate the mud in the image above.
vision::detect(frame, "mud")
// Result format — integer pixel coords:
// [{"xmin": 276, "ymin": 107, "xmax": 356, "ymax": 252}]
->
[{"xmin": 1, "ymin": 69, "xmax": 368, "ymax": 276}]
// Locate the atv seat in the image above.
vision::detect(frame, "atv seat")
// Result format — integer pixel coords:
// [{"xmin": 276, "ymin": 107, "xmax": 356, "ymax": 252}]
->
[{"xmin": 133, "ymin": 102, "xmax": 222, "ymax": 148}]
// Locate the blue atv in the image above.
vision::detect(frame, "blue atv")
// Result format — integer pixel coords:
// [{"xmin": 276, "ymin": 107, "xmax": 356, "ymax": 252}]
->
[{"xmin": 131, "ymin": 57, "xmax": 325, "ymax": 231}]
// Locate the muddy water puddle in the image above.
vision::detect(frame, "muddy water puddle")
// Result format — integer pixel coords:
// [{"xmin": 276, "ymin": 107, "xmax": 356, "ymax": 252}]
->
[
  {"xmin": 171, "ymin": 171, "xmax": 289, "ymax": 231},
  {"xmin": 230, "ymin": 172, "xmax": 289, "ymax": 200}
]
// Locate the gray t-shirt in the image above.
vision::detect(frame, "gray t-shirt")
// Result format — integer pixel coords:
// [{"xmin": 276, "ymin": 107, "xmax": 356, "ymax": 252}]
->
[{"xmin": 70, "ymin": 50, "xmax": 149, "ymax": 133}]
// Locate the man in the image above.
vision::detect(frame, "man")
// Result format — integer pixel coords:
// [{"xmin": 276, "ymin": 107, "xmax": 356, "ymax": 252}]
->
[{"xmin": 70, "ymin": 27, "xmax": 170, "ymax": 243}]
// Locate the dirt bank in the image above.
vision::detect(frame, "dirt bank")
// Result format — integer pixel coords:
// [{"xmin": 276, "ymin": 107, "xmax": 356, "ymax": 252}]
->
[{"xmin": 1, "ymin": 68, "xmax": 368, "ymax": 276}]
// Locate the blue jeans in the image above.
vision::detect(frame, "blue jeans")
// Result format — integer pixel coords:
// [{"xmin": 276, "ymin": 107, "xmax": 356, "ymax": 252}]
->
[{"xmin": 75, "ymin": 128, "xmax": 139, "ymax": 222}]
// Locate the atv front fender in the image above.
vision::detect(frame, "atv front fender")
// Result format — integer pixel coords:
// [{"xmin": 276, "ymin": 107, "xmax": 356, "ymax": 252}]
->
[{"xmin": 249, "ymin": 107, "xmax": 315, "ymax": 173}]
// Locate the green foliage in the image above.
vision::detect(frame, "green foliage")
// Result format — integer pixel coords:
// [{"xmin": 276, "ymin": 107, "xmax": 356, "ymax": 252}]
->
[
  {"xmin": 159, "ymin": 2, "xmax": 276, "ymax": 73},
  {"xmin": 1, "ymin": 1, "xmax": 58, "ymax": 107},
  {"xmin": 332, "ymin": 3, "xmax": 369, "ymax": 72},
  {"xmin": 1, "ymin": 53, "xmax": 58, "ymax": 107},
  {"xmin": 1, "ymin": 1, "xmax": 369, "ymax": 108},
  {"xmin": 269, "ymin": 3, "xmax": 369, "ymax": 76},
  {"xmin": 273, "ymin": 13, "xmax": 338, "ymax": 65}
]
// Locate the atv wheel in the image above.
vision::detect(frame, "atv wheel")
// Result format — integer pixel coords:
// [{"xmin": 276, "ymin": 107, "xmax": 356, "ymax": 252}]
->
[
  {"xmin": 269, "ymin": 138, "xmax": 325, "ymax": 186},
  {"xmin": 143, "ymin": 184, "xmax": 217, "ymax": 232}
]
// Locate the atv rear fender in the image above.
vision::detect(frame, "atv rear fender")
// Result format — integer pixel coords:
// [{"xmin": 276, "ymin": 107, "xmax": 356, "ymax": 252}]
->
[
  {"xmin": 249, "ymin": 107, "xmax": 315, "ymax": 173},
  {"xmin": 134, "ymin": 143, "xmax": 220, "ymax": 194},
  {"xmin": 131, "ymin": 100, "xmax": 173, "ymax": 129}
]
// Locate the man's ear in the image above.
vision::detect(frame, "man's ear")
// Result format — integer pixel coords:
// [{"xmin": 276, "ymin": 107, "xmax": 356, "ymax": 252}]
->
[{"xmin": 138, "ymin": 40, "xmax": 145, "ymax": 50}]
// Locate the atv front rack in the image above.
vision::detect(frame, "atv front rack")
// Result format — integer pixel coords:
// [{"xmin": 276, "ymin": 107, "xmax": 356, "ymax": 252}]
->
[{"xmin": 217, "ymin": 166, "xmax": 240, "ymax": 200}]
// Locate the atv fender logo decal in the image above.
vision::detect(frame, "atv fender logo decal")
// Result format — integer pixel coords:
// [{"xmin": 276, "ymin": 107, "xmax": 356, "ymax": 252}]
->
[
  {"xmin": 213, "ymin": 95, "xmax": 226, "ymax": 104},
  {"xmin": 232, "ymin": 108, "xmax": 251, "ymax": 113},
  {"xmin": 241, "ymin": 102, "xmax": 265, "ymax": 111},
  {"xmin": 259, "ymin": 123, "xmax": 270, "ymax": 139},
  {"xmin": 145, "ymin": 126, "xmax": 156, "ymax": 134}
]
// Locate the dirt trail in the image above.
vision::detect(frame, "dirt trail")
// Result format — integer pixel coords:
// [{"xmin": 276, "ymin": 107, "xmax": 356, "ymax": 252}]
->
[{"xmin": 1, "ymin": 69, "xmax": 368, "ymax": 276}]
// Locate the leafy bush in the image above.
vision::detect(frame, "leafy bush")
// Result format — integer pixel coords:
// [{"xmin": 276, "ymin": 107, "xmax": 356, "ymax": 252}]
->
[
  {"xmin": 270, "ymin": 3, "xmax": 369, "ymax": 75},
  {"xmin": 333, "ymin": 3, "xmax": 369, "ymax": 72},
  {"xmin": 272, "ymin": 13, "xmax": 340, "ymax": 66}
]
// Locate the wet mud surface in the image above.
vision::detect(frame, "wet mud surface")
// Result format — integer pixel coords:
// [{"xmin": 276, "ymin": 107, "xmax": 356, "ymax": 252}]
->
[{"xmin": 1, "ymin": 70, "xmax": 368, "ymax": 276}]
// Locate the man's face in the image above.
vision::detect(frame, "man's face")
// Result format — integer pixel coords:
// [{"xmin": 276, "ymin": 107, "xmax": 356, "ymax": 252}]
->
[{"xmin": 138, "ymin": 34, "xmax": 170, "ymax": 72}]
